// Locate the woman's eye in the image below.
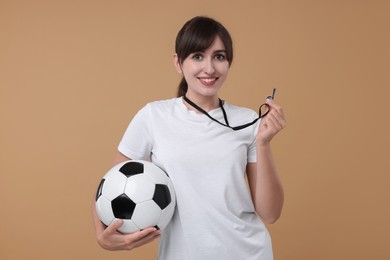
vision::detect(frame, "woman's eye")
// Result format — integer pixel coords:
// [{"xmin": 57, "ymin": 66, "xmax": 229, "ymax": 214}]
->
[
  {"xmin": 192, "ymin": 54, "xmax": 203, "ymax": 60},
  {"xmin": 215, "ymin": 54, "xmax": 226, "ymax": 60}
]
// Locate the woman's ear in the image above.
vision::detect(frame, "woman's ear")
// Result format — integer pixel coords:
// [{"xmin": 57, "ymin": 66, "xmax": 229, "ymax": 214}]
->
[{"xmin": 173, "ymin": 54, "xmax": 182, "ymax": 74}]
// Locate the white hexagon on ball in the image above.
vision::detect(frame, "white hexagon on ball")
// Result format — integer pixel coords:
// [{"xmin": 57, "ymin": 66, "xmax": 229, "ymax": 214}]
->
[
  {"xmin": 124, "ymin": 174, "xmax": 156, "ymax": 204},
  {"xmin": 131, "ymin": 200, "xmax": 162, "ymax": 229},
  {"xmin": 167, "ymin": 181, "xmax": 176, "ymax": 206},
  {"xmin": 158, "ymin": 202, "xmax": 175, "ymax": 230},
  {"xmin": 96, "ymin": 196, "xmax": 115, "ymax": 226},
  {"xmin": 101, "ymin": 171, "xmax": 127, "ymax": 201}
]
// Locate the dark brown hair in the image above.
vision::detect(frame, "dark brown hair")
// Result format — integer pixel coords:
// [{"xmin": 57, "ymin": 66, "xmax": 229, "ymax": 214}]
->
[{"xmin": 175, "ymin": 16, "xmax": 233, "ymax": 97}]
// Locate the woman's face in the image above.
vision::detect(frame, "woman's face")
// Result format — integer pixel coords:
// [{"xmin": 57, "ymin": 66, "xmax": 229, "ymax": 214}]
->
[{"xmin": 175, "ymin": 36, "xmax": 230, "ymax": 100}]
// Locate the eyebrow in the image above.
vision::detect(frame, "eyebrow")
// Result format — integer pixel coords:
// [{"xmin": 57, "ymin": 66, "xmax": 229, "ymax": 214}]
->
[{"xmin": 193, "ymin": 49, "xmax": 226, "ymax": 54}]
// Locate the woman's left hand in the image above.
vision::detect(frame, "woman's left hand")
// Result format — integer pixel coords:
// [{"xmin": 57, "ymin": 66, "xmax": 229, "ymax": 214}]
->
[{"xmin": 256, "ymin": 99, "xmax": 286, "ymax": 145}]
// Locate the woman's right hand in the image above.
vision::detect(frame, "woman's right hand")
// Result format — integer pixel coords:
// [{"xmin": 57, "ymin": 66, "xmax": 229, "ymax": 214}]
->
[{"xmin": 92, "ymin": 202, "xmax": 161, "ymax": 251}]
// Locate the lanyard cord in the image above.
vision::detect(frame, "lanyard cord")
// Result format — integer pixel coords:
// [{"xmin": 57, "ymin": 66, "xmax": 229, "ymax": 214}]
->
[{"xmin": 182, "ymin": 96, "xmax": 270, "ymax": 131}]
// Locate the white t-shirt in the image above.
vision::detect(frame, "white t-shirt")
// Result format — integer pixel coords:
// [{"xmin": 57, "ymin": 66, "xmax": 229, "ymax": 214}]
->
[{"xmin": 118, "ymin": 97, "xmax": 273, "ymax": 260}]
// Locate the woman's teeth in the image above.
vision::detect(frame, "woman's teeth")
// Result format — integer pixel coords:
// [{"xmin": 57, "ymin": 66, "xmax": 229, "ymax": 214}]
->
[{"xmin": 200, "ymin": 78, "xmax": 216, "ymax": 83}]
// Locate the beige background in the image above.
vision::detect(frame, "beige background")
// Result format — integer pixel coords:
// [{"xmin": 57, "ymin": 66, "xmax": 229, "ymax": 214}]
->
[{"xmin": 1, "ymin": 0, "xmax": 389, "ymax": 259}]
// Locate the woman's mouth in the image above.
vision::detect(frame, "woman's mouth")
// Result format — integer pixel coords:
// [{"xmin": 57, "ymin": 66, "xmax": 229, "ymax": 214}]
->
[{"xmin": 198, "ymin": 77, "xmax": 218, "ymax": 86}]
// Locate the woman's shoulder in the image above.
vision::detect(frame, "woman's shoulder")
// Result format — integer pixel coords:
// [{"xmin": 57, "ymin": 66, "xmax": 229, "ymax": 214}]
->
[
  {"xmin": 147, "ymin": 97, "xmax": 178, "ymax": 107},
  {"xmin": 143, "ymin": 97, "xmax": 180, "ymax": 113}
]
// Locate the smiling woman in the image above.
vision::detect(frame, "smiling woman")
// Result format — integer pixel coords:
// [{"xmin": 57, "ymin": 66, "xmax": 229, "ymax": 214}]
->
[
  {"xmin": 174, "ymin": 36, "xmax": 230, "ymax": 110},
  {"xmin": 174, "ymin": 16, "xmax": 233, "ymax": 99},
  {"xmin": 91, "ymin": 16, "xmax": 286, "ymax": 260}
]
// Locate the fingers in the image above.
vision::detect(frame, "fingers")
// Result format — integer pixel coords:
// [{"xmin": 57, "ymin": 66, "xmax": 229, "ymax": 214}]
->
[
  {"xmin": 106, "ymin": 219, "xmax": 123, "ymax": 233},
  {"xmin": 264, "ymin": 114, "xmax": 281, "ymax": 133},
  {"xmin": 266, "ymin": 111, "xmax": 285, "ymax": 131},
  {"xmin": 130, "ymin": 227, "xmax": 160, "ymax": 242},
  {"xmin": 266, "ymin": 99, "xmax": 284, "ymax": 117},
  {"xmin": 99, "ymin": 222, "xmax": 160, "ymax": 251},
  {"xmin": 127, "ymin": 228, "xmax": 161, "ymax": 250},
  {"xmin": 265, "ymin": 99, "xmax": 286, "ymax": 129},
  {"xmin": 257, "ymin": 99, "xmax": 286, "ymax": 144}
]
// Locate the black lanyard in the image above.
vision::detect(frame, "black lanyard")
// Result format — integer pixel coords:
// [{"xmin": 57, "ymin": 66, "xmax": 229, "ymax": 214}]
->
[{"xmin": 182, "ymin": 96, "xmax": 270, "ymax": 131}]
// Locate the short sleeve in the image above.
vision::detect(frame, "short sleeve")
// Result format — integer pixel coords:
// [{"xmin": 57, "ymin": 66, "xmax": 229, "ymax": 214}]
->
[{"xmin": 118, "ymin": 104, "xmax": 153, "ymax": 160}]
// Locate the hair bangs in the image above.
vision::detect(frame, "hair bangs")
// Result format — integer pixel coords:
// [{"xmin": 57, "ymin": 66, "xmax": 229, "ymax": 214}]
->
[{"xmin": 180, "ymin": 24, "xmax": 219, "ymax": 61}]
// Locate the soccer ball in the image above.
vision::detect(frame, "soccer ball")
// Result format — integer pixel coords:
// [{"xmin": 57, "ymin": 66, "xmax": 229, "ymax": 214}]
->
[{"xmin": 95, "ymin": 160, "xmax": 176, "ymax": 233}]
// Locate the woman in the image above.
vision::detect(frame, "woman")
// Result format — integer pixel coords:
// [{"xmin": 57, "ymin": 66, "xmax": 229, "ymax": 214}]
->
[{"xmin": 92, "ymin": 16, "xmax": 285, "ymax": 260}]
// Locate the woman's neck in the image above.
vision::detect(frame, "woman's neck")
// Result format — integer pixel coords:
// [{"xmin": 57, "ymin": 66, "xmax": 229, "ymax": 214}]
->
[{"xmin": 183, "ymin": 93, "xmax": 220, "ymax": 113}]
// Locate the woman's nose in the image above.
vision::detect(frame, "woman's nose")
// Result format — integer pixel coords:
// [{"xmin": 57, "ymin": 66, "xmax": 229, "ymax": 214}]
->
[{"xmin": 203, "ymin": 59, "xmax": 215, "ymax": 74}]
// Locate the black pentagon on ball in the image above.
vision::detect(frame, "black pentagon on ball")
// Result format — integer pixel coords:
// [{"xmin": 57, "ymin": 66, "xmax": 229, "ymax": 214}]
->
[
  {"xmin": 119, "ymin": 161, "xmax": 144, "ymax": 177},
  {"xmin": 111, "ymin": 194, "xmax": 136, "ymax": 219},
  {"xmin": 95, "ymin": 179, "xmax": 105, "ymax": 201},
  {"xmin": 153, "ymin": 184, "xmax": 171, "ymax": 210}
]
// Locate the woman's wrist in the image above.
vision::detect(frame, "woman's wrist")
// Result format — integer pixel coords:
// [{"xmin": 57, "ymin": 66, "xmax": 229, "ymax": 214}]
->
[{"xmin": 256, "ymin": 139, "xmax": 271, "ymax": 149}]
